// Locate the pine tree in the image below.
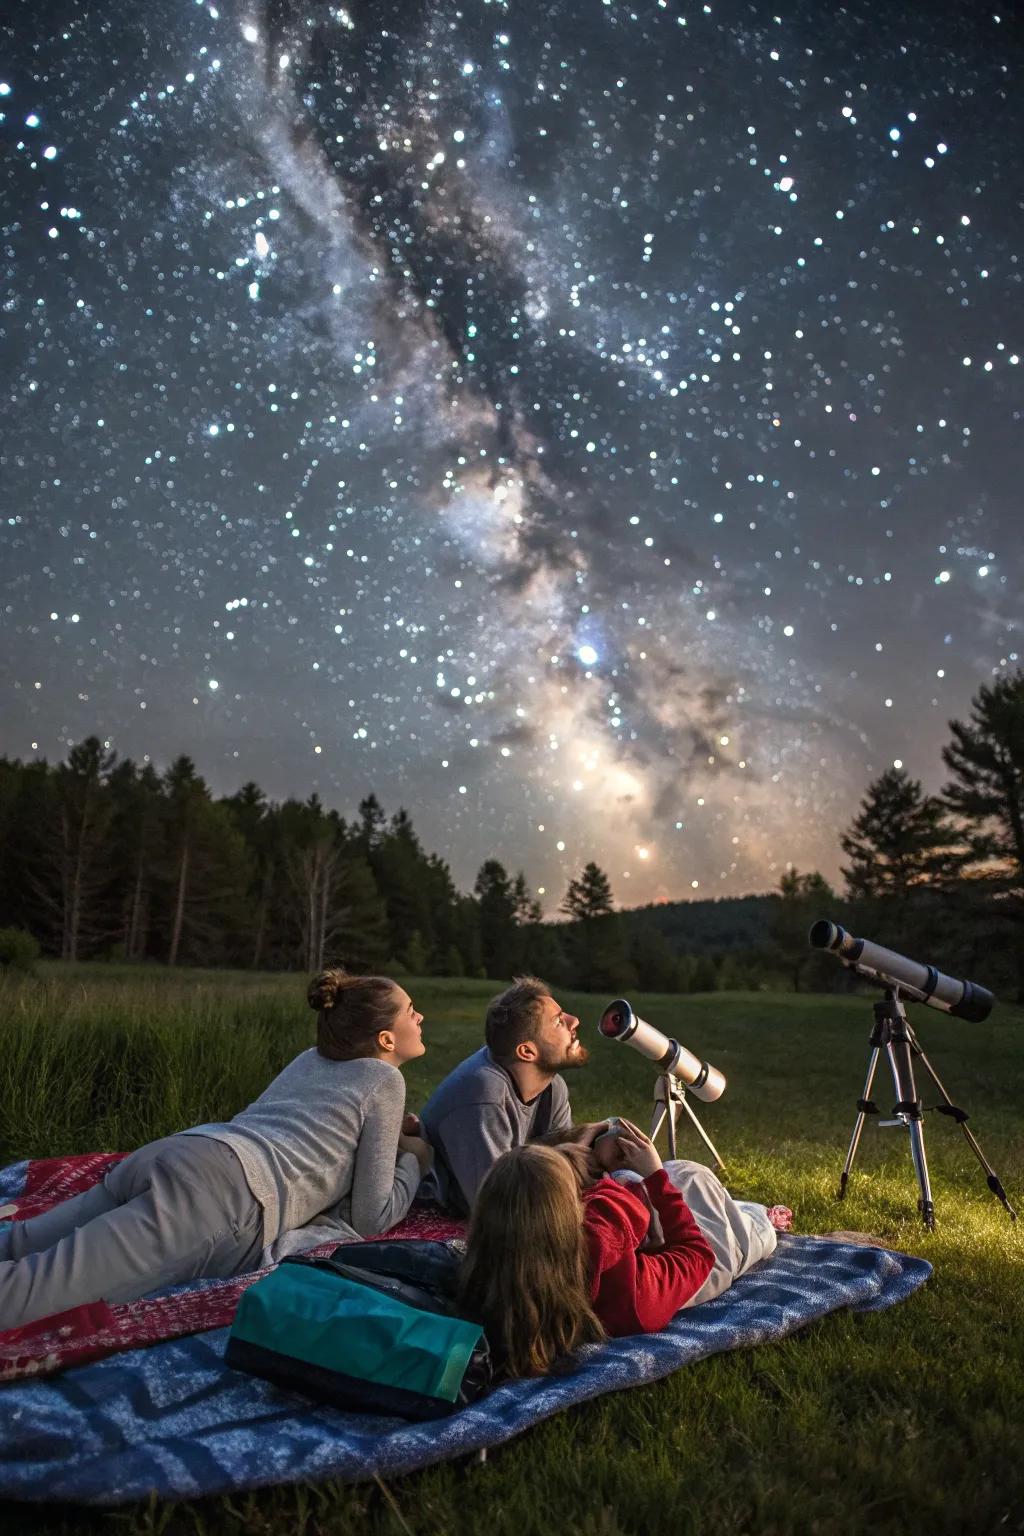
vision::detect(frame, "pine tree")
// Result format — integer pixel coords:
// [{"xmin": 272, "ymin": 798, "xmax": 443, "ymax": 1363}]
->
[
  {"xmin": 942, "ymin": 672, "xmax": 1024, "ymax": 997},
  {"xmin": 628, "ymin": 923, "xmax": 682, "ymax": 993},
  {"xmin": 226, "ymin": 782, "xmax": 281, "ymax": 969},
  {"xmin": 519, "ymin": 919, "xmax": 572, "ymax": 986},
  {"xmin": 943, "ymin": 673, "xmax": 1024, "ymax": 890},
  {"xmin": 402, "ymin": 929, "xmax": 429, "ymax": 975},
  {"xmin": 561, "ymin": 862, "xmax": 615, "ymax": 921},
  {"xmin": 373, "ymin": 809, "xmax": 437, "ymax": 961},
  {"xmin": 423, "ymin": 853, "xmax": 461, "ymax": 973},
  {"xmin": 442, "ymin": 943, "xmax": 466, "ymax": 977},
  {"xmin": 0, "ymin": 758, "xmax": 54, "ymax": 940},
  {"xmin": 163, "ymin": 757, "xmax": 207, "ymax": 967},
  {"xmin": 453, "ymin": 894, "xmax": 485, "ymax": 978},
  {"xmin": 474, "ymin": 859, "xmax": 518, "ymax": 978},
  {"xmin": 284, "ymin": 799, "xmax": 347, "ymax": 973},
  {"xmin": 559, "ymin": 865, "xmax": 636, "ymax": 991},
  {"xmin": 330, "ymin": 855, "xmax": 390, "ymax": 973},
  {"xmin": 840, "ymin": 767, "xmax": 960, "ymax": 901},
  {"xmin": 564, "ymin": 912, "xmax": 636, "ymax": 993},
  {"xmin": 33, "ymin": 738, "xmax": 117, "ymax": 961},
  {"xmin": 769, "ymin": 868, "xmax": 837, "ymax": 992},
  {"xmin": 0, "ymin": 759, "xmax": 24, "ymax": 922},
  {"xmin": 107, "ymin": 760, "xmax": 165, "ymax": 961},
  {"xmin": 356, "ymin": 793, "xmax": 386, "ymax": 856},
  {"xmin": 161, "ymin": 758, "xmax": 251, "ymax": 966},
  {"xmin": 512, "ymin": 871, "xmax": 542, "ymax": 925}
]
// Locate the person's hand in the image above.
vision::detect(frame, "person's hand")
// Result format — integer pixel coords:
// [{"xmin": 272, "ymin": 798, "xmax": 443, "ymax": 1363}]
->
[
  {"xmin": 398, "ymin": 1132, "xmax": 433, "ymax": 1173},
  {"xmin": 613, "ymin": 1118, "xmax": 663, "ymax": 1179},
  {"xmin": 576, "ymin": 1121, "xmax": 612, "ymax": 1148},
  {"xmin": 402, "ymin": 1112, "xmax": 422, "ymax": 1136}
]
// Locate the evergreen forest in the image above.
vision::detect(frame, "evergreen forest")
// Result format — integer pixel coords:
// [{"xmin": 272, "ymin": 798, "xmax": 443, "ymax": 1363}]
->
[{"xmin": 2, "ymin": 672, "xmax": 1023, "ymax": 1000}]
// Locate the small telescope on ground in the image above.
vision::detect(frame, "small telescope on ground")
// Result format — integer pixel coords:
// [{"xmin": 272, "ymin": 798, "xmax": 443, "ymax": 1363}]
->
[
  {"xmin": 598, "ymin": 999, "xmax": 726, "ymax": 1101},
  {"xmin": 598, "ymin": 998, "xmax": 726, "ymax": 1167}
]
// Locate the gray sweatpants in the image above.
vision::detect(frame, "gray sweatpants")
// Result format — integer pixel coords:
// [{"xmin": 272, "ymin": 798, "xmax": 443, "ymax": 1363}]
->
[{"xmin": 0, "ymin": 1134, "xmax": 264, "ymax": 1329}]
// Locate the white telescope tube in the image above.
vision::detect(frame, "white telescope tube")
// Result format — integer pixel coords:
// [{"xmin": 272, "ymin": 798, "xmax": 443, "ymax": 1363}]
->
[{"xmin": 598, "ymin": 998, "xmax": 726, "ymax": 1102}]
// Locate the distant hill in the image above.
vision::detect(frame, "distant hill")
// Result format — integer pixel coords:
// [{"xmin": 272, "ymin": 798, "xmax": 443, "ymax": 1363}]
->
[{"xmin": 621, "ymin": 894, "xmax": 779, "ymax": 954}]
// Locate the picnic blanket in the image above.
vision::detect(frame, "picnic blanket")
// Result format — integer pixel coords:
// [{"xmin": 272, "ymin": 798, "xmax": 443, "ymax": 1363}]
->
[{"xmin": 0, "ymin": 1154, "xmax": 932, "ymax": 1506}]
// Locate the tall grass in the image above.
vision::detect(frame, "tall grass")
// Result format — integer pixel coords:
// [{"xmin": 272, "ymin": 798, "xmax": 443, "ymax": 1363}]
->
[
  {"xmin": 0, "ymin": 970, "xmax": 309, "ymax": 1158},
  {"xmin": 2, "ymin": 967, "xmax": 1023, "ymax": 1534}
]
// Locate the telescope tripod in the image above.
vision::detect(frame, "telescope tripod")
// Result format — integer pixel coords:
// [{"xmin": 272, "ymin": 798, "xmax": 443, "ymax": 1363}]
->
[
  {"xmin": 839, "ymin": 987, "xmax": 1017, "ymax": 1229},
  {"xmin": 650, "ymin": 1072, "xmax": 726, "ymax": 1171}
]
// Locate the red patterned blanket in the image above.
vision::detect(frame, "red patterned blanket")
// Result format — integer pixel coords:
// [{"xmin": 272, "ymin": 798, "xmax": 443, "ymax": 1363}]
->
[{"xmin": 0, "ymin": 1153, "xmax": 462, "ymax": 1384}]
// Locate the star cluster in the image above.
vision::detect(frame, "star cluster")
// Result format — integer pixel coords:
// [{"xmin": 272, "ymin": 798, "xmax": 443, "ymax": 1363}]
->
[{"xmin": 2, "ymin": 0, "xmax": 1022, "ymax": 906}]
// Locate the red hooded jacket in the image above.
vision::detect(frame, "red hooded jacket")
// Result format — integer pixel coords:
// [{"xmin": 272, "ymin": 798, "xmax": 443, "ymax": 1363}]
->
[{"xmin": 582, "ymin": 1169, "xmax": 715, "ymax": 1335}]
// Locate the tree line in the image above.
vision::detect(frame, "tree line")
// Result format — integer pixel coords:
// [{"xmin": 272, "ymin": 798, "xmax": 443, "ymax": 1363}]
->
[{"xmin": 1, "ymin": 672, "xmax": 1022, "ymax": 998}]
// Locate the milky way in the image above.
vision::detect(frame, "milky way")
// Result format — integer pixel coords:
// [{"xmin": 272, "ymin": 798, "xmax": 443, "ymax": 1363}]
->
[{"xmin": 2, "ymin": 0, "xmax": 1022, "ymax": 908}]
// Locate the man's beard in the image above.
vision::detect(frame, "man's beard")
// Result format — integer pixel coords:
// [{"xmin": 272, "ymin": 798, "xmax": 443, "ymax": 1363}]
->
[
  {"xmin": 562, "ymin": 1041, "xmax": 589, "ymax": 1070},
  {"xmin": 538, "ymin": 1039, "xmax": 589, "ymax": 1072}
]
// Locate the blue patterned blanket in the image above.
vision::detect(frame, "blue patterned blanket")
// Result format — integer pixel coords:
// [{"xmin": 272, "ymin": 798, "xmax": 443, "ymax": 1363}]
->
[{"xmin": 0, "ymin": 1230, "xmax": 930, "ymax": 1505}]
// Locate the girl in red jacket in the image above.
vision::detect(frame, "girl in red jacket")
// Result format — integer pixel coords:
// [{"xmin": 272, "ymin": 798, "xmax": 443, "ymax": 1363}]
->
[{"xmin": 458, "ymin": 1120, "xmax": 714, "ymax": 1377}]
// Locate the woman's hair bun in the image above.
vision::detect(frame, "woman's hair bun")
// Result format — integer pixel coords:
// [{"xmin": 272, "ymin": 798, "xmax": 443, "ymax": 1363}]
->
[{"xmin": 307, "ymin": 967, "xmax": 348, "ymax": 1013}]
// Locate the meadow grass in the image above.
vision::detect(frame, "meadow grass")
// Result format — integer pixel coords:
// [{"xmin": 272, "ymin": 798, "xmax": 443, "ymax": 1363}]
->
[{"xmin": 1, "ymin": 965, "xmax": 1022, "ymax": 1536}]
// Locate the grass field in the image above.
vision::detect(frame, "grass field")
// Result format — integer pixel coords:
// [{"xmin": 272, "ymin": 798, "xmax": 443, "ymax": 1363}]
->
[{"xmin": 1, "ymin": 965, "xmax": 1022, "ymax": 1536}]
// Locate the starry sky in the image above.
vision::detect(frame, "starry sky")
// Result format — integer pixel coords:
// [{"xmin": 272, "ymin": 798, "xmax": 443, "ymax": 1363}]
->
[{"xmin": 2, "ymin": 0, "xmax": 1022, "ymax": 911}]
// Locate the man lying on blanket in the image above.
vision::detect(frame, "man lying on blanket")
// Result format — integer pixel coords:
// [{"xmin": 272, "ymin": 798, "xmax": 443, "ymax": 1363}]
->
[{"xmin": 416, "ymin": 974, "xmax": 602, "ymax": 1213}]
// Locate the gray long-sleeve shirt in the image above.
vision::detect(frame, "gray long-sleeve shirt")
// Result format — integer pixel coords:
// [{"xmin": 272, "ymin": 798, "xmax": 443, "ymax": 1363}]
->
[
  {"xmin": 419, "ymin": 1046, "xmax": 572, "ymax": 1212},
  {"xmin": 181, "ymin": 1051, "xmax": 419, "ymax": 1247}
]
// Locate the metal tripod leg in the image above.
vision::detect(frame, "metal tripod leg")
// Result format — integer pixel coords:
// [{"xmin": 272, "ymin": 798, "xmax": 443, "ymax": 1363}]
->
[
  {"xmin": 650, "ymin": 1088, "xmax": 676, "ymax": 1158},
  {"xmin": 839, "ymin": 1047, "xmax": 881, "ymax": 1200},
  {"xmin": 677, "ymin": 1092, "xmax": 727, "ymax": 1171},
  {"xmin": 905, "ymin": 1117, "xmax": 935, "ymax": 1230},
  {"xmin": 907, "ymin": 1028, "xmax": 1018, "ymax": 1220},
  {"xmin": 651, "ymin": 1074, "xmax": 726, "ymax": 1170},
  {"xmin": 884, "ymin": 1017, "xmax": 934, "ymax": 1230}
]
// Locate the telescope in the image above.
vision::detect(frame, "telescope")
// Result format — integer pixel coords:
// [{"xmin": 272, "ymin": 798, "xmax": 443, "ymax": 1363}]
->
[
  {"xmin": 808, "ymin": 920, "xmax": 993, "ymax": 1022},
  {"xmin": 807, "ymin": 918, "xmax": 1014, "ymax": 1228},
  {"xmin": 598, "ymin": 999, "xmax": 726, "ymax": 1101},
  {"xmin": 598, "ymin": 998, "xmax": 726, "ymax": 1168}
]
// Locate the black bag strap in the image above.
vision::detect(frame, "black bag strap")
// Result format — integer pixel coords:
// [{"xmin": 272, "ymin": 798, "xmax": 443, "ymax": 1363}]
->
[{"xmin": 529, "ymin": 1081, "xmax": 555, "ymax": 1140}]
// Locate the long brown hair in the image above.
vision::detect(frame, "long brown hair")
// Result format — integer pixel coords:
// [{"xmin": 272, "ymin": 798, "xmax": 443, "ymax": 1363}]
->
[
  {"xmin": 307, "ymin": 969, "xmax": 400, "ymax": 1061},
  {"xmin": 533, "ymin": 1125, "xmax": 600, "ymax": 1191},
  {"xmin": 458, "ymin": 1145, "xmax": 605, "ymax": 1378}
]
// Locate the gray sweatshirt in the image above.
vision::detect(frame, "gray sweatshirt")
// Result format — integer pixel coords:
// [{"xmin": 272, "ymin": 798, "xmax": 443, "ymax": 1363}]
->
[
  {"xmin": 182, "ymin": 1051, "xmax": 419, "ymax": 1247},
  {"xmin": 419, "ymin": 1046, "xmax": 572, "ymax": 1212}
]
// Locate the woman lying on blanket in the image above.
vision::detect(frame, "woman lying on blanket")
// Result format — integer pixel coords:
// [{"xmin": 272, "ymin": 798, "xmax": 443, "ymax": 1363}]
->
[
  {"xmin": 0, "ymin": 972, "xmax": 433, "ymax": 1330},
  {"xmin": 458, "ymin": 1119, "xmax": 776, "ymax": 1377}
]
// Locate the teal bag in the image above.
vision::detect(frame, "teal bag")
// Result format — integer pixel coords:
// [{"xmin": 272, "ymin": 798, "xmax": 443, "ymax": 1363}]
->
[{"xmin": 226, "ymin": 1239, "xmax": 490, "ymax": 1420}]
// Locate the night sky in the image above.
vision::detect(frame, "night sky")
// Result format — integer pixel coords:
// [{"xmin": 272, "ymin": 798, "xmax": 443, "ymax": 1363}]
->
[{"xmin": 3, "ymin": 0, "xmax": 1022, "ymax": 910}]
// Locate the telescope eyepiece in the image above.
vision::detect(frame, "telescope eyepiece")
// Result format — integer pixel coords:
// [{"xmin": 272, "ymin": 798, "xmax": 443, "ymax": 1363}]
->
[
  {"xmin": 809, "ymin": 918, "xmax": 840, "ymax": 951},
  {"xmin": 808, "ymin": 919, "xmax": 858, "ymax": 957}
]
